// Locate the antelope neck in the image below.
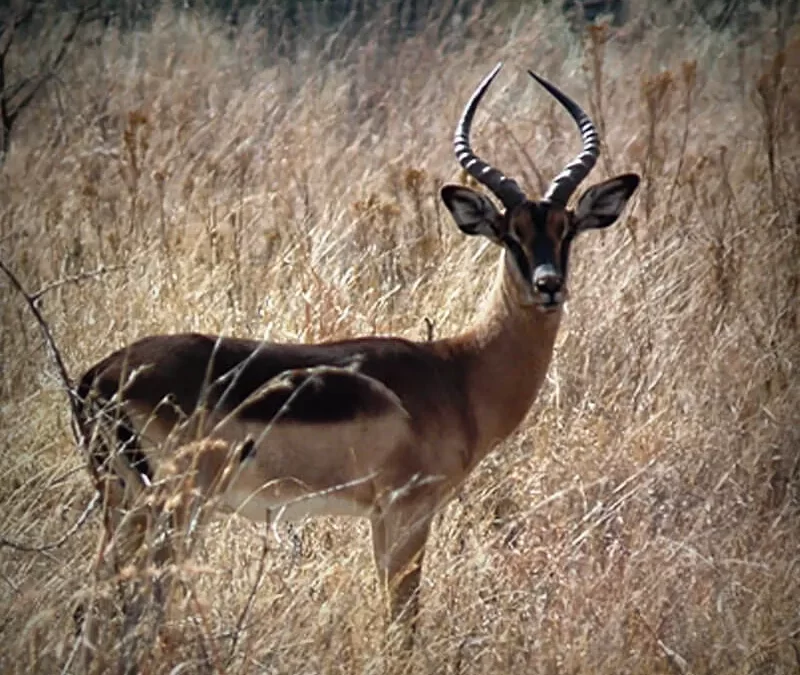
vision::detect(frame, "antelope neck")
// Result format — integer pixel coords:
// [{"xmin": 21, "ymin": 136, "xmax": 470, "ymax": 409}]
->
[{"xmin": 448, "ymin": 252, "xmax": 562, "ymax": 468}]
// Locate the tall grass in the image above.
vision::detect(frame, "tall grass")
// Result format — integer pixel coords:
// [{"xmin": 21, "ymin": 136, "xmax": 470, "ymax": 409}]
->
[{"xmin": 1, "ymin": 2, "xmax": 798, "ymax": 673}]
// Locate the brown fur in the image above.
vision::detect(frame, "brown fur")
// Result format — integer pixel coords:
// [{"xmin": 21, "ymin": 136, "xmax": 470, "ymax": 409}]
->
[
  {"xmin": 76, "ymin": 246, "xmax": 562, "ymax": 652},
  {"xmin": 75, "ymin": 101, "xmax": 638, "ymax": 659}
]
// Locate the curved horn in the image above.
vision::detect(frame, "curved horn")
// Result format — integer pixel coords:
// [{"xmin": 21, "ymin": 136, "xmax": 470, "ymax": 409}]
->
[
  {"xmin": 454, "ymin": 63, "xmax": 526, "ymax": 210},
  {"xmin": 528, "ymin": 70, "xmax": 600, "ymax": 206}
]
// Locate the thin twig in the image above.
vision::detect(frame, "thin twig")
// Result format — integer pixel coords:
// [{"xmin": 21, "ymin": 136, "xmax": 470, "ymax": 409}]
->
[
  {"xmin": 0, "ymin": 492, "xmax": 99, "ymax": 552},
  {"xmin": 59, "ymin": 630, "xmax": 83, "ymax": 675},
  {"xmin": 31, "ymin": 263, "xmax": 126, "ymax": 302},
  {"xmin": 634, "ymin": 607, "xmax": 692, "ymax": 675},
  {"xmin": 1, "ymin": 2, "xmax": 104, "ymax": 164},
  {"xmin": 0, "ymin": 257, "xmax": 85, "ymax": 449},
  {"xmin": 226, "ymin": 526, "xmax": 270, "ymax": 667},
  {"xmin": 495, "ymin": 118, "xmax": 547, "ymax": 197}
]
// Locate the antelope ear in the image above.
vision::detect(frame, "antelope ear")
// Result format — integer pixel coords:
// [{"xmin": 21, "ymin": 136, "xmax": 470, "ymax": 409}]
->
[
  {"xmin": 441, "ymin": 185, "xmax": 506, "ymax": 243},
  {"xmin": 574, "ymin": 174, "xmax": 640, "ymax": 231}
]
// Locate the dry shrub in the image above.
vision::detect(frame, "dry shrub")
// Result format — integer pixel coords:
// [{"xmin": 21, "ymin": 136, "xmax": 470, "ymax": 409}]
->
[{"xmin": 0, "ymin": 2, "xmax": 798, "ymax": 674}]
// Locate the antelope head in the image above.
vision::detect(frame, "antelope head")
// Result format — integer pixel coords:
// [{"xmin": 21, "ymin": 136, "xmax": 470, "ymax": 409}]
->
[{"xmin": 441, "ymin": 63, "xmax": 640, "ymax": 312}]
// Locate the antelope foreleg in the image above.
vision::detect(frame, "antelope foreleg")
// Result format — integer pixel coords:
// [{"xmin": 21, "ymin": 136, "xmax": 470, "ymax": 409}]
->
[{"xmin": 370, "ymin": 501, "xmax": 433, "ymax": 651}]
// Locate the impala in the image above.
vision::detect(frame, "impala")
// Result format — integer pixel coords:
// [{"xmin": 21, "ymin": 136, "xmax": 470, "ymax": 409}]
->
[{"xmin": 77, "ymin": 63, "xmax": 639, "ymax": 652}]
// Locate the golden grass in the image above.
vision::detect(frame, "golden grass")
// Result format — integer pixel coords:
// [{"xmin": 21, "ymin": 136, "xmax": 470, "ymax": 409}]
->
[{"xmin": 1, "ymin": 2, "xmax": 798, "ymax": 673}]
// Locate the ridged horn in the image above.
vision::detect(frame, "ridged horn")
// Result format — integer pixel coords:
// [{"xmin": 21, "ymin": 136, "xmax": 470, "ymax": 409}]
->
[
  {"xmin": 528, "ymin": 70, "xmax": 600, "ymax": 206},
  {"xmin": 454, "ymin": 63, "xmax": 526, "ymax": 210}
]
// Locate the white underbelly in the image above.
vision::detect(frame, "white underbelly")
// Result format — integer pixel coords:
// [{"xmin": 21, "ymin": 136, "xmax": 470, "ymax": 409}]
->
[{"xmin": 222, "ymin": 484, "xmax": 373, "ymax": 523}]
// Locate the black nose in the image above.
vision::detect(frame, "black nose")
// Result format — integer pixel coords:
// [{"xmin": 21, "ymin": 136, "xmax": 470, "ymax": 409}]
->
[{"xmin": 535, "ymin": 274, "xmax": 562, "ymax": 294}]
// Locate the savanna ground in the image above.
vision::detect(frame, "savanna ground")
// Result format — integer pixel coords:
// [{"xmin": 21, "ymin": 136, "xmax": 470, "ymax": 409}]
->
[{"xmin": 0, "ymin": 1, "xmax": 798, "ymax": 673}]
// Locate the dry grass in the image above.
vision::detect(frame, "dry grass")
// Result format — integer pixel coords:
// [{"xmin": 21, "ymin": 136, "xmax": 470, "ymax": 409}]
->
[{"xmin": 1, "ymin": 2, "xmax": 798, "ymax": 673}]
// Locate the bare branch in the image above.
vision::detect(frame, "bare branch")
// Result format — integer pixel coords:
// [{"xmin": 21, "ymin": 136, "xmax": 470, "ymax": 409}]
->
[
  {"xmin": 31, "ymin": 263, "xmax": 126, "ymax": 302},
  {"xmin": 0, "ymin": 256, "xmax": 107, "ymax": 552},
  {"xmin": 0, "ymin": 258, "xmax": 94, "ymax": 481},
  {"xmin": 0, "ymin": 1, "xmax": 105, "ymax": 161},
  {"xmin": 0, "ymin": 258, "xmax": 79, "ymax": 429},
  {"xmin": 494, "ymin": 118, "xmax": 548, "ymax": 198},
  {"xmin": 225, "ymin": 527, "xmax": 270, "ymax": 665},
  {"xmin": 0, "ymin": 492, "xmax": 99, "ymax": 552},
  {"xmin": 0, "ymin": 4, "xmax": 35, "ymax": 59},
  {"xmin": 7, "ymin": 8, "xmax": 86, "ymax": 123}
]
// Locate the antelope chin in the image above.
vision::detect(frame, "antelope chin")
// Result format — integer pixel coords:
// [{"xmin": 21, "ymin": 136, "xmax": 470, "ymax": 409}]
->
[
  {"xmin": 533, "ymin": 290, "xmax": 565, "ymax": 314},
  {"xmin": 536, "ymin": 301, "xmax": 562, "ymax": 315}
]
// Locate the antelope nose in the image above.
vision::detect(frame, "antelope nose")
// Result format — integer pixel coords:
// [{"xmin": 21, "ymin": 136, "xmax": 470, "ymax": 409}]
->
[{"xmin": 534, "ymin": 271, "xmax": 563, "ymax": 294}]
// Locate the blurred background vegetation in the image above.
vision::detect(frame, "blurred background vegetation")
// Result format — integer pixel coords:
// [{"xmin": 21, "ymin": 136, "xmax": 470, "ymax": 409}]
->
[
  {"xmin": 0, "ymin": 0, "xmax": 797, "ymax": 672},
  {"xmin": 2, "ymin": 0, "xmax": 797, "ymax": 164}
]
